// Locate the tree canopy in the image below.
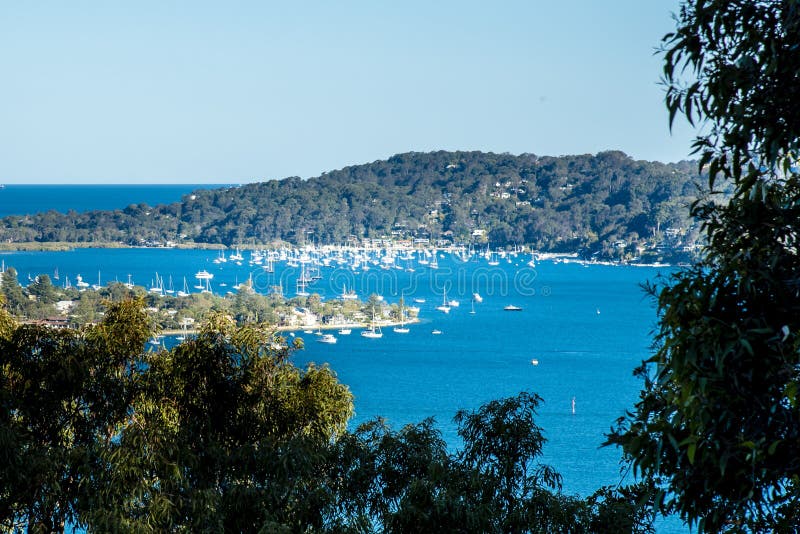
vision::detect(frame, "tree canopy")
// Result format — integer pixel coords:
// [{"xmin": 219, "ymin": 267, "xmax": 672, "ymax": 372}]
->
[{"xmin": 608, "ymin": 2, "xmax": 800, "ymax": 532}]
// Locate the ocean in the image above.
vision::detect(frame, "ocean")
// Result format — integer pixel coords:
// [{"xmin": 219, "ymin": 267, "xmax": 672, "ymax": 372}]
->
[
  {"xmin": 0, "ymin": 185, "xmax": 691, "ymax": 532},
  {"xmin": 0, "ymin": 184, "xmax": 226, "ymax": 217}
]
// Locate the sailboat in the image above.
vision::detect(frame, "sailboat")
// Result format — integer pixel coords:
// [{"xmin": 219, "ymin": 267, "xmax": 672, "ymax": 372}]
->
[
  {"xmin": 296, "ymin": 262, "xmax": 310, "ymax": 296},
  {"xmin": 165, "ymin": 275, "xmax": 175, "ymax": 294},
  {"xmin": 263, "ymin": 254, "xmax": 275, "ymax": 273},
  {"xmin": 176, "ymin": 317, "xmax": 194, "ymax": 341},
  {"xmin": 91, "ymin": 270, "xmax": 102, "ymax": 290},
  {"xmin": 340, "ymin": 284, "xmax": 358, "ymax": 300},
  {"xmin": 177, "ymin": 276, "xmax": 190, "ymax": 297},
  {"xmin": 436, "ymin": 289, "xmax": 451, "ymax": 313},
  {"xmin": 229, "ymin": 247, "xmax": 244, "ymax": 262},
  {"xmin": 361, "ymin": 308, "xmax": 383, "ymax": 338},
  {"xmin": 393, "ymin": 297, "xmax": 410, "ymax": 334},
  {"xmin": 429, "ymin": 252, "xmax": 439, "ymax": 269},
  {"xmin": 213, "ymin": 250, "xmax": 227, "ymax": 264},
  {"xmin": 470, "ymin": 299, "xmax": 476, "ymax": 314},
  {"xmin": 149, "ymin": 272, "xmax": 164, "ymax": 294},
  {"xmin": 195, "ymin": 269, "xmax": 213, "ymax": 293}
]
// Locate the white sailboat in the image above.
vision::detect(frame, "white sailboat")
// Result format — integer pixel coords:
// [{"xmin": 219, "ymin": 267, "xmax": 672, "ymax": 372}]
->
[
  {"xmin": 340, "ymin": 285, "xmax": 358, "ymax": 300},
  {"xmin": 91, "ymin": 270, "xmax": 102, "ymax": 291},
  {"xmin": 165, "ymin": 275, "xmax": 175, "ymax": 294},
  {"xmin": 195, "ymin": 269, "xmax": 213, "ymax": 293},
  {"xmin": 229, "ymin": 247, "xmax": 244, "ymax": 262},
  {"xmin": 177, "ymin": 317, "xmax": 194, "ymax": 341},
  {"xmin": 149, "ymin": 272, "xmax": 164, "ymax": 294},
  {"xmin": 436, "ymin": 289, "xmax": 451, "ymax": 313},
  {"xmin": 296, "ymin": 262, "xmax": 310, "ymax": 296},
  {"xmin": 393, "ymin": 297, "xmax": 410, "ymax": 334},
  {"xmin": 361, "ymin": 308, "xmax": 383, "ymax": 338},
  {"xmin": 177, "ymin": 276, "xmax": 190, "ymax": 297}
]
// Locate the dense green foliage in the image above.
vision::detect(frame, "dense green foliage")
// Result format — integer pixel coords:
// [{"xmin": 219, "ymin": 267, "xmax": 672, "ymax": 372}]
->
[
  {"xmin": 0, "ymin": 301, "xmax": 355, "ymax": 532},
  {"xmin": 0, "ymin": 151, "xmax": 699, "ymax": 260},
  {"xmin": 0, "ymin": 298, "xmax": 656, "ymax": 533},
  {"xmin": 0, "ymin": 300, "xmax": 153, "ymax": 532},
  {"xmin": 607, "ymin": 1, "xmax": 800, "ymax": 532}
]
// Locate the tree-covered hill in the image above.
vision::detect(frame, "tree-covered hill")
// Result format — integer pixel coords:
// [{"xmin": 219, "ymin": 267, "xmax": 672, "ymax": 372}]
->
[{"xmin": 0, "ymin": 150, "xmax": 701, "ymax": 259}]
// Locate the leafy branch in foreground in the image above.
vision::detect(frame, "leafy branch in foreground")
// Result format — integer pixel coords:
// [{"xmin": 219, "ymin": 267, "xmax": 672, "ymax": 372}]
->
[{"xmin": 608, "ymin": 2, "xmax": 800, "ymax": 532}]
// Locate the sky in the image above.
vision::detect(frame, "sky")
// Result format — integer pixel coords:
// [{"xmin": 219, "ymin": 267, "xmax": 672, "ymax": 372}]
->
[{"xmin": 0, "ymin": 1, "xmax": 696, "ymax": 184}]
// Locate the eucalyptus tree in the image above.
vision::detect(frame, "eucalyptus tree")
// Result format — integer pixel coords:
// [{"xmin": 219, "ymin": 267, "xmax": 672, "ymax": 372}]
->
[
  {"xmin": 608, "ymin": 2, "xmax": 800, "ymax": 532},
  {"xmin": 0, "ymin": 299, "xmax": 354, "ymax": 533},
  {"xmin": 84, "ymin": 314, "xmax": 354, "ymax": 532},
  {"xmin": 0, "ymin": 299, "xmax": 150, "ymax": 533},
  {"xmin": 330, "ymin": 392, "xmax": 655, "ymax": 534}
]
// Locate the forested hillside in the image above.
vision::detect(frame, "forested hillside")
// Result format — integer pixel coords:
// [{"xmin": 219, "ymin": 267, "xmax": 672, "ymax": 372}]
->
[{"xmin": 0, "ymin": 151, "xmax": 700, "ymax": 259}]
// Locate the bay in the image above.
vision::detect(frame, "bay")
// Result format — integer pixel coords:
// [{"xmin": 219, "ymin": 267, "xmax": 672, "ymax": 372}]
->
[
  {"xmin": 0, "ymin": 246, "xmax": 691, "ymax": 531},
  {"xmin": 0, "ymin": 180, "xmax": 691, "ymax": 531}
]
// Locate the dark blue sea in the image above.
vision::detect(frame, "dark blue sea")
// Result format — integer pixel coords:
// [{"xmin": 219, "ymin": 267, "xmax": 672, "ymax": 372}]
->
[
  {"xmin": 0, "ymin": 184, "xmax": 226, "ymax": 217},
  {"xmin": 0, "ymin": 185, "xmax": 692, "ymax": 533}
]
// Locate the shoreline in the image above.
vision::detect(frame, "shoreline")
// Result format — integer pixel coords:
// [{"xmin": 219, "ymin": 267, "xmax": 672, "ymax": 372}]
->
[
  {"xmin": 0, "ymin": 241, "xmax": 227, "ymax": 252},
  {"xmin": 0, "ymin": 242, "xmax": 683, "ymax": 267},
  {"xmin": 160, "ymin": 317, "xmax": 421, "ymax": 337}
]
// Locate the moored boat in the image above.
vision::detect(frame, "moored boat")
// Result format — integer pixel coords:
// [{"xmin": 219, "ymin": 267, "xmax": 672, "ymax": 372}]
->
[
  {"xmin": 318, "ymin": 333, "xmax": 338, "ymax": 344},
  {"xmin": 361, "ymin": 309, "xmax": 383, "ymax": 338}
]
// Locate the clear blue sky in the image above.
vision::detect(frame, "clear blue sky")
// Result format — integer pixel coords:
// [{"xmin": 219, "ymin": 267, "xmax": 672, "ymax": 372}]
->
[{"xmin": 1, "ymin": 1, "xmax": 695, "ymax": 184}]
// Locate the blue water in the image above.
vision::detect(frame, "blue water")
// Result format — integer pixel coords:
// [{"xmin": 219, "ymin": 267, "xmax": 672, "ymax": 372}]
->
[
  {"xmin": 0, "ymin": 246, "xmax": 691, "ymax": 532},
  {"xmin": 0, "ymin": 184, "xmax": 225, "ymax": 217},
  {"xmin": 0, "ymin": 182, "xmax": 692, "ymax": 531}
]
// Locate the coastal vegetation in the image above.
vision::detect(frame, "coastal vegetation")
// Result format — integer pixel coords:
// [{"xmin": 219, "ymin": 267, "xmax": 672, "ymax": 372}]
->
[
  {"xmin": 0, "ymin": 151, "xmax": 701, "ymax": 262},
  {"xmin": 0, "ymin": 297, "xmax": 655, "ymax": 532},
  {"xmin": 0, "ymin": 266, "xmax": 413, "ymax": 333}
]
